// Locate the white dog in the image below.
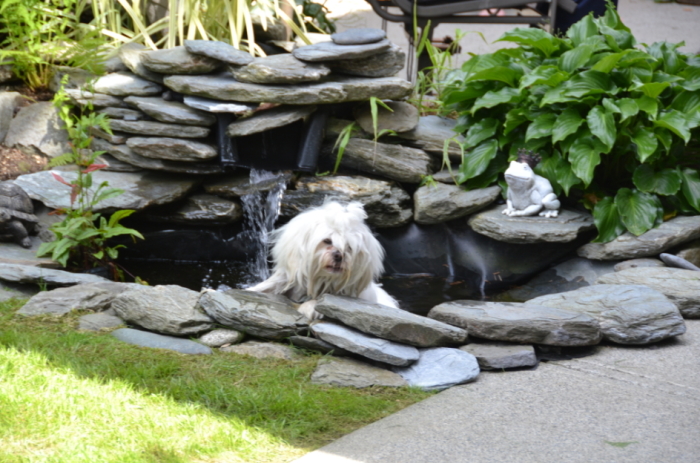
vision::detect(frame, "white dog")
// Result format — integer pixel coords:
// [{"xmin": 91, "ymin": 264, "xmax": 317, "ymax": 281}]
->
[{"xmin": 248, "ymin": 201, "xmax": 398, "ymax": 319}]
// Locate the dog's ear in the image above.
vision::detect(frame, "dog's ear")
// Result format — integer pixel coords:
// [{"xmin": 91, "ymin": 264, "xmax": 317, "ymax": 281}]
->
[{"xmin": 345, "ymin": 201, "xmax": 368, "ymax": 221}]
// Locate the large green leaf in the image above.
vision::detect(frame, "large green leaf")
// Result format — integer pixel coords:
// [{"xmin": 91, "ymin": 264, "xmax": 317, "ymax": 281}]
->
[
  {"xmin": 633, "ymin": 81, "xmax": 670, "ymax": 99},
  {"xmin": 671, "ymin": 90, "xmax": 700, "ymax": 128},
  {"xmin": 636, "ymin": 95, "xmax": 658, "ymax": 118},
  {"xmin": 497, "ymin": 28, "xmax": 560, "ymax": 57},
  {"xmin": 559, "ymin": 44, "xmax": 595, "ymax": 73},
  {"xmin": 442, "ymin": 81, "xmax": 492, "ymax": 105},
  {"xmin": 614, "ymin": 188, "xmax": 661, "ymax": 236},
  {"xmin": 617, "ymin": 98, "xmax": 639, "ymax": 122},
  {"xmin": 679, "ymin": 167, "xmax": 700, "ymax": 212},
  {"xmin": 586, "ymin": 106, "xmax": 616, "ymax": 150},
  {"xmin": 632, "ymin": 165, "xmax": 681, "ymax": 195},
  {"xmin": 552, "ymin": 108, "xmax": 584, "ymax": 144},
  {"xmin": 655, "ymin": 128, "xmax": 673, "ymax": 152},
  {"xmin": 653, "ymin": 109, "xmax": 691, "ymax": 143},
  {"xmin": 564, "ymin": 70, "xmax": 618, "ymax": 99},
  {"xmin": 457, "ymin": 139, "xmax": 499, "ymax": 182},
  {"xmin": 519, "ymin": 65, "xmax": 569, "ymax": 89},
  {"xmin": 462, "ymin": 152, "xmax": 507, "ymax": 189},
  {"xmin": 591, "ymin": 51, "xmax": 628, "ymax": 73},
  {"xmin": 646, "ymin": 41, "xmax": 683, "ymax": 74},
  {"xmin": 599, "ymin": 25, "xmax": 635, "ymax": 52},
  {"xmin": 591, "ymin": 196, "xmax": 626, "ymax": 243},
  {"xmin": 630, "ymin": 126, "xmax": 658, "ymax": 162},
  {"xmin": 471, "ymin": 87, "xmax": 522, "ymax": 113},
  {"xmin": 568, "ymin": 138, "xmax": 602, "ymax": 187},
  {"xmin": 680, "ymin": 67, "xmax": 700, "ymax": 91},
  {"xmin": 567, "ymin": 15, "xmax": 598, "ymax": 47},
  {"xmin": 466, "ymin": 66, "xmax": 522, "ymax": 87},
  {"xmin": 525, "ymin": 113, "xmax": 556, "ymax": 141},
  {"xmin": 538, "ymin": 150, "xmax": 581, "ymax": 195},
  {"xmin": 463, "ymin": 118, "xmax": 499, "ymax": 149}
]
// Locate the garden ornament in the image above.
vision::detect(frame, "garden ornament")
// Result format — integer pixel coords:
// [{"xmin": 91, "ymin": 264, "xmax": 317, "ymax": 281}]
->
[
  {"xmin": 0, "ymin": 180, "xmax": 39, "ymax": 248},
  {"xmin": 502, "ymin": 150, "xmax": 560, "ymax": 218}
]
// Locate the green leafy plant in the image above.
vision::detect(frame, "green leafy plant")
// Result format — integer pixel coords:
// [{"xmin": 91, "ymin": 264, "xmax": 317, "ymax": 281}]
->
[
  {"xmin": 441, "ymin": 2, "xmax": 700, "ymax": 242},
  {"xmin": 37, "ymin": 82, "xmax": 144, "ymax": 279}
]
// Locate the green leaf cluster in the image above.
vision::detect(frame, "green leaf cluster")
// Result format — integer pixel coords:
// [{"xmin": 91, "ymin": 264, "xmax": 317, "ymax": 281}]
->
[{"xmin": 440, "ymin": 4, "xmax": 700, "ymax": 242}]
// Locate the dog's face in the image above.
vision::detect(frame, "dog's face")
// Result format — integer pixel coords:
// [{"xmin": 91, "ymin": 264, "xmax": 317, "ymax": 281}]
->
[{"xmin": 319, "ymin": 237, "xmax": 345, "ymax": 274}]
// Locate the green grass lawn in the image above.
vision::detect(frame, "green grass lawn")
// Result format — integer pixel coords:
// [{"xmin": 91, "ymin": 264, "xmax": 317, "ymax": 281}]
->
[{"xmin": 0, "ymin": 298, "xmax": 431, "ymax": 463}]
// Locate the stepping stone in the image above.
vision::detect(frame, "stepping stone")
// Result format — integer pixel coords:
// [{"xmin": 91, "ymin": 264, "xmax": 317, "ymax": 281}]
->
[
  {"xmin": 459, "ymin": 343, "xmax": 537, "ymax": 370},
  {"xmin": 311, "ymin": 357, "xmax": 407, "ymax": 388},
  {"xmin": 293, "ymin": 39, "xmax": 391, "ymax": 62},
  {"xmin": 392, "ymin": 347, "xmax": 480, "ymax": 391},
  {"xmin": 184, "ymin": 39, "xmax": 254, "ymax": 66},
  {"xmin": 331, "ymin": 28, "xmax": 386, "ymax": 45},
  {"xmin": 112, "ymin": 328, "xmax": 212, "ymax": 354},
  {"xmin": 198, "ymin": 328, "xmax": 245, "ymax": 347},
  {"xmin": 78, "ymin": 312, "xmax": 125, "ymax": 331},
  {"xmin": 220, "ymin": 341, "xmax": 299, "ymax": 360}
]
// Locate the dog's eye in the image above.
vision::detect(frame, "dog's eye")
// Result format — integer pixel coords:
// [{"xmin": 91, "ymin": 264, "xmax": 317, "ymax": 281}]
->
[{"xmin": 323, "ymin": 238, "xmax": 332, "ymax": 245}]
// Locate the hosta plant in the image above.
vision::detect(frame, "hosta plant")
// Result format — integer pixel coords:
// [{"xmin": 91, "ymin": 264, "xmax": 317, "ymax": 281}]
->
[{"xmin": 441, "ymin": 3, "xmax": 700, "ymax": 242}]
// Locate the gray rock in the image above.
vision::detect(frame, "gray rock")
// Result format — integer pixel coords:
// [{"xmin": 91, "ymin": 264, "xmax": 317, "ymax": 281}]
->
[
  {"xmin": 17, "ymin": 281, "xmax": 130, "ymax": 316},
  {"xmin": 614, "ymin": 258, "xmax": 665, "ymax": 272},
  {"xmin": 327, "ymin": 43, "xmax": 405, "ymax": 78},
  {"xmin": 203, "ymin": 171, "xmax": 293, "ymax": 198},
  {"xmin": 0, "ymin": 63, "xmax": 13, "ymax": 83},
  {"xmin": 459, "ymin": 343, "xmax": 537, "ymax": 370},
  {"xmin": 96, "ymin": 107, "xmax": 147, "ymax": 120},
  {"xmin": 230, "ymin": 54, "xmax": 331, "ymax": 84},
  {"xmin": 226, "ymin": 105, "xmax": 316, "ymax": 137},
  {"xmin": 103, "ymin": 54, "xmax": 128, "ymax": 73},
  {"xmin": 392, "ymin": 347, "xmax": 480, "ymax": 391},
  {"xmin": 428, "ymin": 300, "xmax": 602, "ymax": 346},
  {"xmin": 198, "ymin": 328, "xmax": 245, "ymax": 347},
  {"xmin": 677, "ymin": 239, "xmax": 700, "ymax": 267},
  {"xmin": 220, "ymin": 341, "xmax": 299, "ymax": 360},
  {"xmin": 413, "ymin": 184, "xmax": 501, "ymax": 224},
  {"xmin": 184, "ymin": 39, "xmax": 254, "ymax": 65},
  {"xmin": 311, "ymin": 321, "xmax": 420, "ymax": 366},
  {"xmin": 315, "ymin": 294, "xmax": 468, "ymax": 347},
  {"xmin": 293, "ymin": 39, "xmax": 391, "ymax": 62},
  {"xmin": 0, "ymin": 263, "xmax": 110, "ymax": 287},
  {"xmin": 126, "ymin": 137, "xmax": 217, "ymax": 161},
  {"xmin": 332, "ymin": 28, "xmax": 386, "ymax": 45},
  {"xmin": 163, "ymin": 73, "xmax": 412, "ymax": 105},
  {"xmin": 112, "ymin": 285, "xmax": 213, "ymax": 335},
  {"xmin": 353, "ymin": 100, "xmax": 418, "ymax": 134},
  {"xmin": 288, "ymin": 335, "xmax": 351, "ymax": 356},
  {"xmin": 468, "ymin": 205, "xmax": 596, "ymax": 244},
  {"xmin": 112, "ymin": 328, "xmax": 212, "ymax": 354},
  {"xmin": 78, "ymin": 312, "xmax": 125, "ymax": 331},
  {"xmin": 99, "ymin": 154, "xmax": 143, "ymax": 173},
  {"xmin": 92, "ymin": 139, "xmax": 224, "ymax": 175},
  {"xmin": 48, "ymin": 66, "xmax": 96, "ymax": 93},
  {"xmin": 311, "ymin": 357, "xmax": 407, "ymax": 388},
  {"xmin": 396, "ymin": 115, "xmax": 465, "ymax": 159},
  {"xmin": 148, "ymin": 194, "xmax": 242, "ymax": 225},
  {"xmin": 281, "ymin": 175, "xmax": 412, "ymax": 228},
  {"xmin": 182, "ymin": 96, "xmax": 257, "ymax": 114},
  {"xmin": 0, "ymin": 236, "xmax": 57, "ymax": 268},
  {"xmin": 109, "ymin": 119, "xmax": 210, "ymax": 138},
  {"xmin": 325, "ymin": 138, "xmax": 433, "ymax": 184},
  {"xmin": 530, "ymin": 284, "xmax": 686, "ymax": 344},
  {"xmin": 118, "ymin": 43, "xmax": 164, "ymax": 83},
  {"xmin": 88, "ymin": 126, "xmax": 128, "ymax": 145},
  {"xmin": 0, "ymin": 92, "xmax": 22, "ymax": 144},
  {"xmin": 431, "ymin": 169, "xmax": 458, "ymax": 184},
  {"xmin": 197, "ymin": 289, "xmax": 308, "ymax": 340},
  {"xmin": 4, "ymin": 102, "xmax": 71, "ymax": 158},
  {"xmin": 577, "ymin": 215, "xmax": 700, "ymax": 260},
  {"xmin": 65, "ymin": 89, "xmax": 126, "ymax": 108},
  {"xmin": 141, "ymin": 46, "xmax": 221, "ymax": 74},
  {"xmin": 596, "ymin": 267, "xmax": 700, "ymax": 319},
  {"xmin": 91, "ymin": 71, "xmax": 163, "ymax": 97},
  {"xmin": 0, "ymin": 280, "xmax": 39, "ymax": 301},
  {"xmin": 15, "ymin": 170, "xmax": 199, "ymax": 212},
  {"xmin": 659, "ymin": 253, "xmax": 700, "ymax": 271},
  {"xmin": 124, "ymin": 96, "xmax": 216, "ymax": 126}
]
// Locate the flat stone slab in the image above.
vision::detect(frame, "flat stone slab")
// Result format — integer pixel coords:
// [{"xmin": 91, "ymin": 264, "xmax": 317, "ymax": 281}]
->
[
  {"xmin": 141, "ymin": 46, "xmax": 220, "ymax": 74},
  {"xmin": 78, "ymin": 312, "xmax": 124, "ymax": 331},
  {"xmin": 203, "ymin": 171, "xmax": 293, "ymax": 198},
  {"xmin": 659, "ymin": 253, "xmax": 700, "ymax": 271},
  {"xmin": 0, "ymin": 236, "xmax": 58, "ymax": 268},
  {"xmin": 614, "ymin": 258, "xmax": 665, "ymax": 271},
  {"xmin": 0, "ymin": 280, "xmax": 39, "ymax": 302},
  {"xmin": 413, "ymin": 184, "xmax": 501, "ymax": 224},
  {"xmin": 197, "ymin": 289, "xmax": 308, "ymax": 340},
  {"xmin": 596, "ymin": 267, "xmax": 700, "ymax": 319},
  {"xmin": 5, "ymin": 102, "xmax": 71, "ymax": 158},
  {"xmin": 109, "ymin": 119, "xmax": 210, "ymax": 138},
  {"xmin": 332, "ymin": 28, "xmax": 386, "ymax": 45},
  {"xmin": 17, "ymin": 281, "xmax": 130, "ymax": 316},
  {"xmin": 326, "ymin": 43, "xmax": 405, "ymax": 78},
  {"xmin": 15, "ymin": 170, "xmax": 199, "ymax": 212},
  {"xmin": 0, "ymin": 263, "xmax": 110, "ymax": 287},
  {"xmin": 148, "ymin": 193, "xmax": 242, "ymax": 225},
  {"xmin": 392, "ymin": 347, "xmax": 480, "ymax": 391},
  {"xmin": 311, "ymin": 321, "xmax": 420, "ymax": 366},
  {"xmin": 459, "ymin": 343, "xmax": 537, "ymax": 370},
  {"xmin": 182, "ymin": 95, "xmax": 257, "ymax": 114},
  {"xmin": 395, "ymin": 115, "xmax": 465, "ymax": 158},
  {"xmin": 184, "ymin": 39, "xmax": 254, "ymax": 66},
  {"xmin": 530, "ymin": 284, "xmax": 686, "ymax": 344},
  {"xmin": 220, "ymin": 341, "xmax": 299, "ymax": 360},
  {"xmin": 226, "ymin": 105, "xmax": 316, "ymax": 137},
  {"xmin": 112, "ymin": 328, "xmax": 212, "ymax": 355},
  {"xmin": 198, "ymin": 328, "xmax": 245, "ymax": 347},
  {"xmin": 163, "ymin": 73, "xmax": 412, "ymax": 104},
  {"xmin": 230, "ymin": 54, "xmax": 331, "ymax": 84},
  {"xmin": 428, "ymin": 300, "xmax": 602, "ymax": 346},
  {"xmin": 124, "ymin": 96, "xmax": 216, "ymax": 126},
  {"xmin": 118, "ymin": 43, "xmax": 164, "ymax": 83},
  {"xmin": 288, "ymin": 335, "xmax": 351, "ymax": 356},
  {"xmin": 293, "ymin": 39, "xmax": 391, "ymax": 62},
  {"xmin": 126, "ymin": 137, "xmax": 218, "ymax": 161},
  {"xmin": 311, "ymin": 357, "xmax": 407, "ymax": 388},
  {"xmin": 578, "ymin": 215, "xmax": 700, "ymax": 260},
  {"xmin": 65, "ymin": 89, "xmax": 126, "ymax": 108},
  {"xmin": 353, "ymin": 100, "xmax": 418, "ymax": 134},
  {"xmin": 91, "ymin": 71, "xmax": 163, "ymax": 97},
  {"xmin": 468, "ymin": 205, "xmax": 596, "ymax": 244},
  {"xmin": 315, "ymin": 294, "xmax": 468, "ymax": 347}
]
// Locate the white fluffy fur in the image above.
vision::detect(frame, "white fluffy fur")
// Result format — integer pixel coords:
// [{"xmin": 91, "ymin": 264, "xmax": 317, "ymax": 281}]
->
[{"xmin": 248, "ymin": 201, "xmax": 398, "ymax": 318}]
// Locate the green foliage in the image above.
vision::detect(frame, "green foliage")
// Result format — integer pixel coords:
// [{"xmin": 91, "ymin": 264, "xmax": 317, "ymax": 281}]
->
[
  {"xmin": 36, "ymin": 81, "xmax": 143, "ymax": 278},
  {"xmin": 296, "ymin": 0, "xmax": 336, "ymax": 34},
  {"xmin": 441, "ymin": 4, "xmax": 700, "ymax": 242}
]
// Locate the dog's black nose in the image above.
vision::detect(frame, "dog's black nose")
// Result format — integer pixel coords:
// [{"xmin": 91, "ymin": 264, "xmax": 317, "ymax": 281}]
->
[{"xmin": 332, "ymin": 250, "xmax": 342, "ymax": 263}]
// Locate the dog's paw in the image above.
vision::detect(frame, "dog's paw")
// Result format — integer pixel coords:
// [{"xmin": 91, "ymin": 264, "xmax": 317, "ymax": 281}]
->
[{"xmin": 298, "ymin": 300, "xmax": 323, "ymax": 320}]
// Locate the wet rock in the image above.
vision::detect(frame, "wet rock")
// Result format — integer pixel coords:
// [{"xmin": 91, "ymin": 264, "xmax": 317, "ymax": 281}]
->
[
  {"xmin": 15, "ymin": 170, "xmax": 199, "ymax": 212},
  {"xmin": 428, "ymin": 300, "xmax": 602, "ymax": 346},
  {"xmin": 65, "ymin": 89, "xmax": 126, "ymax": 108},
  {"xmin": 112, "ymin": 328, "xmax": 212, "ymax": 354},
  {"xmin": 659, "ymin": 253, "xmax": 700, "ymax": 271},
  {"xmin": 332, "ymin": 28, "xmax": 386, "ymax": 45},
  {"xmin": 311, "ymin": 321, "xmax": 420, "ymax": 366},
  {"xmin": 148, "ymin": 194, "xmax": 242, "ymax": 225},
  {"xmin": 198, "ymin": 328, "xmax": 245, "ymax": 347},
  {"xmin": 468, "ymin": 205, "xmax": 596, "ymax": 244},
  {"xmin": 577, "ymin": 215, "xmax": 700, "ymax": 260},
  {"xmin": 91, "ymin": 71, "xmax": 163, "ymax": 97},
  {"xmin": 230, "ymin": 54, "xmax": 331, "ymax": 84},
  {"xmin": 0, "ymin": 263, "xmax": 110, "ymax": 287},
  {"xmin": 396, "ymin": 115, "xmax": 465, "ymax": 159},
  {"xmin": 614, "ymin": 258, "xmax": 665, "ymax": 272},
  {"xmin": 327, "ymin": 43, "xmax": 405, "ymax": 78},
  {"xmin": 353, "ymin": 100, "xmax": 418, "ymax": 134},
  {"xmin": 197, "ymin": 289, "xmax": 307, "ymax": 340},
  {"xmin": 413, "ymin": 184, "xmax": 501, "ymax": 224},
  {"xmin": 226, "ymin": 105, "xmax": 316, "ymax": 137},
  {"xmin": 220, "ymin": 341, "xmax": 299, "ymax": 360},
  {"xmin": 118, "ymin": 43, "xmax": 164, "ymax": 83},
  {"xmin": 596, "ymin": 267, "xmax": 700, "ymax": 319},
  {"xmin": 184, "ymin": 39, "xmax": 254, "ymax": 66},
  {"xmin": 78, "ymin": 312, "xmax": 125, "ymax": 331},
  {"xmin": 392, "ymin": 347, "xmax": 480, "ymax": 391},
  {"xmin": 311, "ymin": 357, "xmax": 407, "ymax": 388},
  {"xmin": 0, "ymin": 92, "xmax": 22, "ymax": 144},
  {"xmin": 124, "ymin": 96, "xmax": 216, "ymax": 126},
  {"xmin": 109, "ymin": 119, "xmax": 210, "ymax": 138},
  {"xmin": 459, "ymin": 343, "xmax": 537, "ymax": 370},
  {"xmin": 293, "ymin": 39, "xmax": 391, "ymax": 62},
  {"xmin": 203, "ymin": 171, "xmax": 294, "ymax": 198},
  {"xmin": 112, "ymin": 284, "xmax": 213, "ymax": 336},
  {"xmin": 141, "ymin": 46, "xmax": 221, "ymax": 74},
  {"xmin": 531, "ymin": 284, "xmax": 686, "ymax": 344},
  {"xmin": 4, "ymin": 102, "xmax": 71, "ymax": 158},
  {"xmin": 288, "ymin": 335, "xmax": 351, "ymax": 356},
  {"xmin": 315, "ymin": 294, "xmax": 468, "ymax": 347},
  {"xmin": 126, "ymin": 137, "xmax": 217, "ymax": 162},
  {"xmin": 182, "ymin": 96, "xmax": 257, "ymax": 114},
  {"xmin": 17, "ymin": 282, "xmax": 130, "ymax": 316}
]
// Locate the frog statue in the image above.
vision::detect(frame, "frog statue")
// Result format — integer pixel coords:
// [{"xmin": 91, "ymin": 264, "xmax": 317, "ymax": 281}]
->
[{"xmin": 502, "ymin": 150, "xmax": 560, "ymax": 218}]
